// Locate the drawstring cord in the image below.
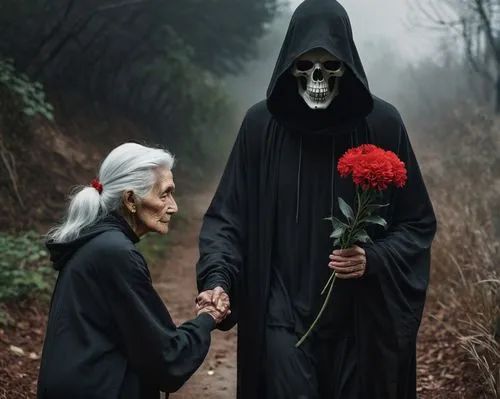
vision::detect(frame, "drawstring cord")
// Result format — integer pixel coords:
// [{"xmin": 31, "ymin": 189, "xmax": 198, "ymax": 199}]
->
[
  {"xmin": 296, "ymin": 135, "xmax": 303, "ymax": 223},
  {"xmin": 330, "ymin": 139, "xmax": 335, "ymax": 219}
]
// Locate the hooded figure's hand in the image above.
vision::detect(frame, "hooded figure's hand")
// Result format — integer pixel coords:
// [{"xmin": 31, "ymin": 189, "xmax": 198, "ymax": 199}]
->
[
  {"xmin": 195, "ymin": 286, "xmax": 231, "ymax": 322},
  {"xmin": 328, "ymin": 245, "xmax": 366, "ymax": 279}
]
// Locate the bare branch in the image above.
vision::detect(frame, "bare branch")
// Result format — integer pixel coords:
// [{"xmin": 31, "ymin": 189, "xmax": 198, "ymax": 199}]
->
[
  {"xmin": 0, "ymin": 138, "xmax": 24, "ymax": 209},
  {"xmin": 461, "ymin": 18, "xmax": 495, "ymax": 81},
  {"xmin": 63, "ymin": 0, "xmax": 78, "ymax": 20},
  {"xmin": 97, "ymin": 0, "xmax": 149, "ymax": 10},
  {"xmin": 473, "ymin": 0, "xmax": 500, "ymax": 63},
  {"xmin": 97, "ymin": 0, "xmax": 167, "ymax": 12},
  {"xmin": 406, "ymin": 0, "xmax": 464, "ymax": 35}
]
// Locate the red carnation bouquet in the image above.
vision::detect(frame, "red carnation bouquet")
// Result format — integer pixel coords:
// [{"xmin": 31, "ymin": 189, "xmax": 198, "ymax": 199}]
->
[{"xmin": 295, "ymin": 144, "xmax": 408, "ymax": 348}]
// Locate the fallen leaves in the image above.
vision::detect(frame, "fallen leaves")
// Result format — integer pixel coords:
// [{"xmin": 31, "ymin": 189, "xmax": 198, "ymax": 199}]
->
[
  {"xmin": 9, "ymin": 345, "xmax": 24, "ymax": 356},
  {"xmin": 0, "ymin": 300, "xmax": 46, "ymax": 399},
  {"xmin": 416, "ymin": 299, "xmax": 486, "ymax": 398}
]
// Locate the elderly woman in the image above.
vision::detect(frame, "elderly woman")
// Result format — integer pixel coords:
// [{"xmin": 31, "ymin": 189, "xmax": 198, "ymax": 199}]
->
[{"xmin": 36, "ymin": 143, "xmax": 227, "ymax": 399}]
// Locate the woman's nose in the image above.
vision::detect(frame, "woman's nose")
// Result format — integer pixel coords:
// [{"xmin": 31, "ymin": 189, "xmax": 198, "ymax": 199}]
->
[{"xmin": 169, "ymin": 197, "xmax": 178, "ymax": 214}]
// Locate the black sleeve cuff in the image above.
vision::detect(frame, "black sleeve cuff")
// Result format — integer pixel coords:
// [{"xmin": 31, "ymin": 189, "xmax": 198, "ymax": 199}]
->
[
  {"xmin": 195, "ymin": 312, "xmax": 217, "ymax": 331},
  {"xmin": 202, "ymin": 277, "xmax": 229, "ymax": 294}
]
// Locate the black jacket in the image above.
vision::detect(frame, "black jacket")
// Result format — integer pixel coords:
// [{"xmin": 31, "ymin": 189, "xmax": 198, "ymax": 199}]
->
[
  {"xmin": 37, "ymin": 212, "xmax": 214, "ymax": 399},
  {"xmin": 196, "ymin": 0, "xmax": 437, "ymax": 398}
]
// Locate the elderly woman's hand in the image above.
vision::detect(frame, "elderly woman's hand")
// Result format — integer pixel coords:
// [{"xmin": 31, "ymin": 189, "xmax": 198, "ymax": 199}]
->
[
  {"xmin": 197, "ymin": 304, "xmax": 230, "ymax": 324},
  {"xmin": 195, "ymin": 286, "xmax": 230, "ymax": 314},
  {"xmin": 195, "ymin": 286, "xmax": 231, "ymax": 324}
]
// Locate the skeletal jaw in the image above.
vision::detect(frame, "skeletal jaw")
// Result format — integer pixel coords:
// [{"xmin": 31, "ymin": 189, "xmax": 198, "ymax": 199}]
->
[
  {"xmin": 307, "ymin": 84, "xmax": 329, "ymax": 101},
  {"xmin": 304, "ymin": 83, "xmax": 331, "ymax": 109},
  {"xmin": 297, "ymin": 76, "xmax": 341, "ymax": 110}
]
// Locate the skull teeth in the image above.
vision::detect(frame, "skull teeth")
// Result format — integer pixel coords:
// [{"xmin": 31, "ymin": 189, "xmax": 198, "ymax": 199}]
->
[{"xmin": 307, "ymin": 87, "xmax": 329, "ymax": 100}]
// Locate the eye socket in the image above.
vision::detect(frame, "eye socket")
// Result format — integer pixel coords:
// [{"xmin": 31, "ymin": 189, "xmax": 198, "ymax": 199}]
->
[
  {"xmin": 295, "ymin": 60, "xmax": 314, "ymax": 71},
  {"xmin": 324, "ymin": 60, "xmax": 343, "ymax": 71},
  {"xmin": 160, "ymin": 187, "xmax": 174, "ymax": 200}
]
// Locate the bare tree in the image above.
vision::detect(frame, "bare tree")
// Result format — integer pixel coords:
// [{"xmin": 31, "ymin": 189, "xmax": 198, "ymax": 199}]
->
[{"xmin": 408, "ymin": 0, "xmax": 500, "ymax": 112}]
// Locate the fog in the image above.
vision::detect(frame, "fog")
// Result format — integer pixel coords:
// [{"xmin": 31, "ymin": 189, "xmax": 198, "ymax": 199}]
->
[
  {"xmin": 225, "ymin": 0, "xmax": 441, "ymax": 123},
  {"xmin": 291, "ymin": 0, "xmax": 436, "ymax": 62}
]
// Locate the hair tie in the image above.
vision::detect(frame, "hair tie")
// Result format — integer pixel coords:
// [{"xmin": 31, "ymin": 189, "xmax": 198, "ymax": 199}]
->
[{"xmin": 90, "ymin": 179, "xmax": 103, "ymax": 194}]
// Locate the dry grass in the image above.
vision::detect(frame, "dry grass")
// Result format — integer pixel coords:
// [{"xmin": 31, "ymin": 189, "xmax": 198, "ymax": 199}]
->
[{"xmin": 416, "ymin": 107, "xmax": 500, "ymax": 397}]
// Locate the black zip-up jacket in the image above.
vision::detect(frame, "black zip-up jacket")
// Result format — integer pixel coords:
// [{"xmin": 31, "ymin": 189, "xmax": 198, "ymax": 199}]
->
[{"xmin": 37, "ymin": 212, "xmax": 214, "ymax": 399}]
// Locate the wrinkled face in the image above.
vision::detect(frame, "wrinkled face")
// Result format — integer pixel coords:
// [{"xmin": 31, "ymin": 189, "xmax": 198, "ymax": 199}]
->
[
  {"xmin": 292, "ymin": 48, "xmax": 345, "ymax": 110},
  {"xmin": 135, "ymin": 168, "xmax": 178, "ymax": 236}
]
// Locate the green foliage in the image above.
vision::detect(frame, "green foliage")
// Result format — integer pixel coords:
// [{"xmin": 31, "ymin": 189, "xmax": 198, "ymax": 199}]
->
[
  {"xmin": 0, "ymin": 231, "xmax": 55, "ymax": 302},
  {"xmin": 131, "ymin": 28, "xmax": 235, "ymax": 161},
  {"xmin": 338, "ymin": 197, "xmax": 354, "ymax": 222},
  {"xmin": 0, "ymin": 57, "xmax": 53, "ymax": 120},
  {"xmin": 364, "ymin": 215, "xmax": 388, "ymax": 228},
  {"xmin": 329, "ymin": 190, "xmax": 390, "ymax": 248},
  {"xmin": 0, "ymin": 310, "xmax": 14, "ymax": 326},
  {"xmin": 168, "ymin": 70, "xmax": 237, "ymax": 170}
]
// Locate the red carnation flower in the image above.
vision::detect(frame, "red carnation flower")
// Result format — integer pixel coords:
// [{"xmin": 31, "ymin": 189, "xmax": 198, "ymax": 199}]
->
[
  {"xmin": 337, "ymin": 144, "xmax": 407, "ymax": 191},
  {"xmin": 383, "ymin": 150, "xmax": 407, "ymax": 188},
  {"xmin": 337, "ymin": 144, "xmax": 380, "ymax": 178}
]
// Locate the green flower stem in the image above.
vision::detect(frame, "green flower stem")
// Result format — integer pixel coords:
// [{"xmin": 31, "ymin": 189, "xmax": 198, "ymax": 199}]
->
[
  {"xmin": 295, "ymin": 272, "xmax": 337, "ymax": 348},
  {"xmin": 343, "ymin": 188, "xmax": 371, "ymax": 247},
  {"xmin": 296, "ymin": 188, "xmax": 377, "ymax": 348},
  {"xmin": 321, "ymin": 270, "xmax": 336, "ymax": 295}
]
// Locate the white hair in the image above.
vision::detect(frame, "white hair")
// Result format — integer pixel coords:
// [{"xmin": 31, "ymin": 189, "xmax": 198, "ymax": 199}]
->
[{"xmin": 48, "ymin": 142, "xmax": 175, "ymax": 243}]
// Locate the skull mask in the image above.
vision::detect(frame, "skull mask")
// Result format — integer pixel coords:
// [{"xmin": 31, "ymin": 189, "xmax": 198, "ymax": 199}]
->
[{"xmin": 292, "ymin": 48, "xmax": 345, "ymax": 110}]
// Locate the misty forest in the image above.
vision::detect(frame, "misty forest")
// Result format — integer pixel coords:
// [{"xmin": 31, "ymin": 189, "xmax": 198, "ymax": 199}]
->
[{"xmin": 0, "ymin": 0, "xmax": 499, "ymax": 398}]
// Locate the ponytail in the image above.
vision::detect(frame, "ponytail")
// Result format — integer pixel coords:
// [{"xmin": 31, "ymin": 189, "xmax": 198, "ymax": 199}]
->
[{"xmin": 47, "ymin": 185, "xmax": 104, "ymax": 243}]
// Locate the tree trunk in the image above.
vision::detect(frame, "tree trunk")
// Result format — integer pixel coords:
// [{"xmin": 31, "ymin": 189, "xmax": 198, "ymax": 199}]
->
[{"xmin": 496, "ymin": 72, "xmax": 500, "ymax": 113}]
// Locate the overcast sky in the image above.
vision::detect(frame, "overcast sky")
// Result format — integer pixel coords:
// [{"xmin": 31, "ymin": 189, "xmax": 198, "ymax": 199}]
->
[{"xmin": 288, "ymin": 0, "xmax": 437, "ymax": 62}]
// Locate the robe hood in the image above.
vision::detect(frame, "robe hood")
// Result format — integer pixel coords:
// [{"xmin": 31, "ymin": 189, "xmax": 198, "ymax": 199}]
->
[
  {"xmin": 46, "ymin": 212, "xmax": 139, "ymax": 271},
  {"xmin": 266, "ymin": 0, "xmax": 374, "ymax": 133}
]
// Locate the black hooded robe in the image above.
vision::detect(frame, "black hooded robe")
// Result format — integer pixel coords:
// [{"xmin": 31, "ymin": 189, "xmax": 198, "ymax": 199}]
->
[
  {"xmin": 37, "ymin": 213, "xmax": 215, "ymax": 399},
  {"xmin": 196, "ymin": 1, "xmax": 437, "ymax": 398}
]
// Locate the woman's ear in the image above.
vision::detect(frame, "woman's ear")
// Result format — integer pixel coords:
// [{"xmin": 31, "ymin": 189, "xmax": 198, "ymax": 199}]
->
[{"xmin": 122, "ymin": 190, "xmax": 137, "ymax": 214}]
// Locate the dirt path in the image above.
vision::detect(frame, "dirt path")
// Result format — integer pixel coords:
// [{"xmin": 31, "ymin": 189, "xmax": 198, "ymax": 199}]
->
[{"xmin": 153, "ymin": 190, "xmax": 237, "ymax": 398}]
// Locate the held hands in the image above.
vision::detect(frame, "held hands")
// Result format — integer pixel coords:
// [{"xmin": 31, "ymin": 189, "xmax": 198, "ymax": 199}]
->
[
  {"xmin": 328, "ymin": 245, "xmax": 367, "ymax": 279},
  {"xmin": 195, "ymin": 286, "xmax": 231, "ymax": 324}
]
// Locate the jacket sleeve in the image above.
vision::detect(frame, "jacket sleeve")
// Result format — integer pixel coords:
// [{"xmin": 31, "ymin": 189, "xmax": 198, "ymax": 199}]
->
[
  {"xmin": 101, "ymin": 247, "xmax": 215, "ymax": 393},
  {"xmin": 362, "ymin": 122, "xmax": 437, "ymax": 329},
  {"xmin": 196, "ymin": 117, "xmax": 249, "ymax": 330}
]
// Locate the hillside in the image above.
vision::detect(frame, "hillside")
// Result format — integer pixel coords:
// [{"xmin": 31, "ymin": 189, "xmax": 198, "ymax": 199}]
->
[{"xmin": 0, "ymin": 98, "xmax": 149, "ymax": 233}]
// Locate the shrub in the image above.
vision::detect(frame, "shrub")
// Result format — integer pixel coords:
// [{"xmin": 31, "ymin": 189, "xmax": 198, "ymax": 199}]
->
[
  {"xmin": 419, "ymin": 106, "xmax": 500, "ymax": 396},
  {"xmin": 0, "ymin": 57, "xmax": 53, "ymax": 121},
  {"xmin": 0, "ymin": 231, "xmax": 54, "ymax": 302}
]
